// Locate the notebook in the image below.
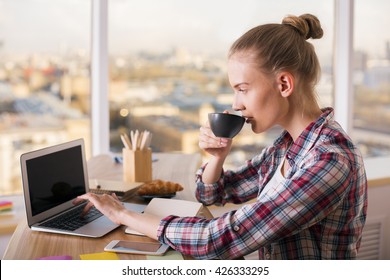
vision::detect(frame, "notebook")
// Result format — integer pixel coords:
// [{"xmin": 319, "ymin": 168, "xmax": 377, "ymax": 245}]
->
[
  {"xmin": 89, "ymin": 179, "xmax": 143, "ymax": 201},
  {"xmin": 125, "ymin": 198, "xmax": 213, "ymax": 236},
  {"xmin": 20, "ymin": 139, "xmax": 120, "ymax": 238}
]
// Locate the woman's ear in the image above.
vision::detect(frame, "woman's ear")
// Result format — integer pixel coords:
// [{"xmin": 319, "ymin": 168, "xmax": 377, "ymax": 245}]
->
[{"xmin": 277, "ymin": 72, "xmax": 294, "ymax": 97}]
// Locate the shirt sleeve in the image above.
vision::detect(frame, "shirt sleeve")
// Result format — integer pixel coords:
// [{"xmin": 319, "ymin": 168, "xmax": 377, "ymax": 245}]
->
[
  {"xmin": 157, "ymin": 151, "xmax": 355, "ymax": 260},
  {"xmin": 195, "ymin": 154, "xmax": 268, "ymax": 206}
]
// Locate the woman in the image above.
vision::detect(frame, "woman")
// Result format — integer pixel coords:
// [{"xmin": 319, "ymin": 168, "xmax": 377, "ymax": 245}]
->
[{"xmin": 75, "ymin": 14, "xmax": 367, "ymax": 259}]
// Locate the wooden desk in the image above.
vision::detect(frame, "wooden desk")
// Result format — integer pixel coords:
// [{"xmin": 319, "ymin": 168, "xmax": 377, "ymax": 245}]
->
[{"xmin": 2, "ymin": 153, "xmax": 201, "ymax": 260}]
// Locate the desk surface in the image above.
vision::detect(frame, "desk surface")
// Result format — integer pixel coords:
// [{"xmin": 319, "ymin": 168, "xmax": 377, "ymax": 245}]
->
[{"xmin": 2, "ymin": 153, "xmax": 201, "ymax": 260}]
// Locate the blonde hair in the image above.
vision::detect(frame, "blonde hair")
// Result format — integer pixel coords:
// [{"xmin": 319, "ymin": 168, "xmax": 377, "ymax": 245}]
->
[{"xmin": 229, "ymin": 14, "xmax": 323, "ymax": 100}]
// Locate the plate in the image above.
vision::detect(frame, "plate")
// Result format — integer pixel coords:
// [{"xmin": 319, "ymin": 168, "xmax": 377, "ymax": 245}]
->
[{"xmin": 139, "ymin": 193, "xmax": 176, "ymax": 201}]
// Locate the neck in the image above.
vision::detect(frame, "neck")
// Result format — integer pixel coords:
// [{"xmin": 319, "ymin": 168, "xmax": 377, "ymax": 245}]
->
[{"xmin": 282, "ymin": 100, "xmax": 322, "ymax": 141}]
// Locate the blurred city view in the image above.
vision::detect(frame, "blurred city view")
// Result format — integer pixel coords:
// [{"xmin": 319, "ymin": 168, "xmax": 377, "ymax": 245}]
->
[
  {"xmin": 108, "ymin": 48, "xmax": 286, "ymax": 157},
  {"xmin": 0, "ymin": 48, "xmax": 92, "ymax": 194},
  {"xmin": 0, "ymin": 0, "xmax": 390, "ymax": 195}
]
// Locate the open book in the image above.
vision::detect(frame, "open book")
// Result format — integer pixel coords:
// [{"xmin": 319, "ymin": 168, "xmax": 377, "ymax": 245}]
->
[{"xmin": 125, "ymin": 198, "xmax": 213, "ymax": 236}]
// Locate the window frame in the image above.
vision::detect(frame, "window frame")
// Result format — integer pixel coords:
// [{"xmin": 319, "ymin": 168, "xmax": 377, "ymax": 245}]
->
[
  {"xmin": 333, "ymin": 0, "xmax": 354, "ymax": 134},
  {"xmin": 91, "ymin": 0, "xmax": 109, "ymax": 155}
]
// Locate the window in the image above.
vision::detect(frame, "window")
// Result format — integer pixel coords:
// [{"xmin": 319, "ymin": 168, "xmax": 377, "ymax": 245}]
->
[
  {"xmin": 0, "ymin": 0, "xmax": 91, "ymax": 195},
  {"xmin": 108, "ymin": 0, "xmax": 334, "ymax": 167},
  {"xmin": 353, "ymin": 0, "xmax": 390, "ymax": 157},
  {"xmin": 1, "ymin": 0, "xmax": 388, "ymax": 215}
]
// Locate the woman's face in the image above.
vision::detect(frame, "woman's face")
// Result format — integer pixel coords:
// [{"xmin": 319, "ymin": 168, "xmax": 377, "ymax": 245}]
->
[{"xmin": 228, "ymin": 52, "xmax": 289, "ymax": 134}]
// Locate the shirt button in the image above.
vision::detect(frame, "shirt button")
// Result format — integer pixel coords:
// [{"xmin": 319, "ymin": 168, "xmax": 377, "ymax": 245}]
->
[
  {"xmin": 233, "ymin": 225, "xmax": 240, "ymax": 232},
  {"xmin": 265, "ymin": 253, "xmax": 271, "ymax": 260}
]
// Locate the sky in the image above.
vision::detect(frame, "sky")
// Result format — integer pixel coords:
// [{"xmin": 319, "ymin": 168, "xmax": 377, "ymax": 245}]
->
[
  {"xmin": 0, "ymin": 0, "xmax": 389, "ymax": 59},
  {"xmin": 109, "ymin": 0, "xmax": 334, "ymax": 54}
]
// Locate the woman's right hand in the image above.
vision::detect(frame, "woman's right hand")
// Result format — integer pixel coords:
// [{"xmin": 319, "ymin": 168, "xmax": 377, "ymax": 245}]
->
[{"xmin": 198, "ymin": 121, "xmax": 232, "ymax": 159}]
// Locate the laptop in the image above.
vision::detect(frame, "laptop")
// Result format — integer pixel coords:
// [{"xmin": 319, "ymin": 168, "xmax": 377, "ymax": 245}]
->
[{"xmin": 20, "ymin": 138, "xmax": 120, "ymax": 238}]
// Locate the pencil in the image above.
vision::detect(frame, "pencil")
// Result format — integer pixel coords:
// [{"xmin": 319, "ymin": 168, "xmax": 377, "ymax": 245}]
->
[
  {"xmin": 120, "ymin": 134, "xmax": 131, "ymax": 149},
  {"xmin": 123, "ymin": 133, "xmax": 132, "ymax": 150}
]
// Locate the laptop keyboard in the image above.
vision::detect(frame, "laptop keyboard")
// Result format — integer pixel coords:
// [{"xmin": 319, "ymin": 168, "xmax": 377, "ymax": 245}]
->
[{"xmin": 40, "ymin": 204, "xmax": 103, "ymax": 231}]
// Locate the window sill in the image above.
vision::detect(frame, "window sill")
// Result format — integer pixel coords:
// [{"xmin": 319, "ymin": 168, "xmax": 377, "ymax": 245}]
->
[{"xmin": 365, "ymin": 156, "xmax": 390, "ymax": 188}]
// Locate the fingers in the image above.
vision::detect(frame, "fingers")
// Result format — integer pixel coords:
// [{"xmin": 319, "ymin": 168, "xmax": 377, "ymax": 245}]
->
[
  {"xmin": 199, "ymin": 136, "xmax": 227, "ymax": 149},
  {"xmin": 199, "ymin": 126, "xmax": 216, "ymax": 142},
  {"xmin": 74, "ymin": 192, "xmax": 126, "ymax": 225},
  {"xmin": 72, "ymin": 196, "xmax": 84, "ymax": 205},
  {"xmin": 74, "ymin": 193, "xmax": 96, "ymax": 216},
  {"xmin": 81, "ymin": 201, "xmax": 95, "ymax": 217},
  {"xmin": 73, "ymin": 193, "xmax": 93, "ymax": 206},
  {"xmin": 112, "ymin": 192, "xmax": 120, "ymax": 201},
  {"xmin": 199, "ymin": 126, "xmax": 228, "ymax": 148}
]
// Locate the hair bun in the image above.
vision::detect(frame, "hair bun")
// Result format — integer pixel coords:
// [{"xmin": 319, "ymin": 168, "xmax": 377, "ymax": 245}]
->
[{"xmin": 282, "ymin": 14, "xmax": 323, "ymax": 40}]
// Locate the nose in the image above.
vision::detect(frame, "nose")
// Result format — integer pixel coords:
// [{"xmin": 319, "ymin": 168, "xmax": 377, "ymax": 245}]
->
[{"xmin": 232, "ymin": 92, "xmax": 244, "ymax": 112}]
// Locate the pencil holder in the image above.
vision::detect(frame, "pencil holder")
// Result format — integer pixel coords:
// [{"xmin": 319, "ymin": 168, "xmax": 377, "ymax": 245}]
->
[{"xmin": 123, "ymin": 148, "xmax": 152, "ymax": 183}]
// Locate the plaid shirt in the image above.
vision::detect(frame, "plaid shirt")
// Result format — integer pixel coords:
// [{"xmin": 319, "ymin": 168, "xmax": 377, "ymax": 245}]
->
[{"xmin": 157, "ymin": 108, "xmax": 368, "ymax": 259}]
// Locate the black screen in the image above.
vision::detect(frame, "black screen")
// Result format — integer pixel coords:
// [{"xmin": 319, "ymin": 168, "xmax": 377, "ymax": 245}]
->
[{"xmin": 26, "ymin": 145, "xmax": 86, "ymax": 216}]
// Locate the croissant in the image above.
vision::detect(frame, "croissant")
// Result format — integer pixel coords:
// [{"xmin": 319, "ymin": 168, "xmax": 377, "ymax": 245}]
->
[{"xmin": 137, "ymin": 179, "xmax": 183, "ymax": 196}]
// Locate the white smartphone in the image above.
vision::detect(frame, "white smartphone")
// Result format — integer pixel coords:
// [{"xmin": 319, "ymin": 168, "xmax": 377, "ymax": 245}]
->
[{"xmin": 104, "ymin": 240, "xmax": 170, "ymax": 255}]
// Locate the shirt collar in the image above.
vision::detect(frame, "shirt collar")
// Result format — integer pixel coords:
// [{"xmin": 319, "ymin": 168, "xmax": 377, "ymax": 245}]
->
[{"xmin": 275, "ymin": 107, "xmax": 335, "ymax": 164}]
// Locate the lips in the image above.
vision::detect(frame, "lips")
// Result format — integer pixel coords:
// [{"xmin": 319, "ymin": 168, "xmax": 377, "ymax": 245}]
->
[{"xmin": 242, "ymin": 116, "xmax": 251, "ymax": 123}]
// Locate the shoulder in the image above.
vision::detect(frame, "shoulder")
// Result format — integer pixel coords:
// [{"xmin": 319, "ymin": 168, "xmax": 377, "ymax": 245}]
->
[{"xmin": 313, "ymin": 121, "xmax": 365, "ymax": 172}]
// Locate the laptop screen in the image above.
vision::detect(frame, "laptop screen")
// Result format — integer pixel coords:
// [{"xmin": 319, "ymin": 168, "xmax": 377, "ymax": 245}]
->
[{"xmin": 25, "ymin": 145, "xmax": 86, "ymax": 216}]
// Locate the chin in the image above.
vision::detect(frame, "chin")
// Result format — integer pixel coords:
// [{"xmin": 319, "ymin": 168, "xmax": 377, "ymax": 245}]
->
[
  {"xmin": 252, "ymin": 123, "xmax": 268, "ymax": 134},
  {"xmin": 251, "ymin": 125, "xmax": 263, "ymax": 134}
]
